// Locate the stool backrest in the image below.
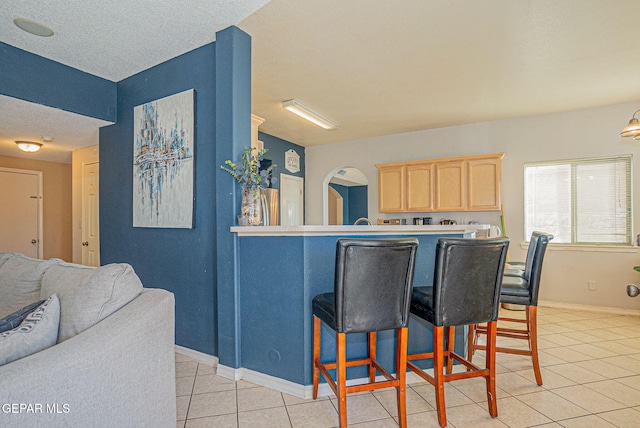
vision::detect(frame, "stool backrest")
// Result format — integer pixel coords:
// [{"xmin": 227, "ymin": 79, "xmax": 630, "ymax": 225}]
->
[
  {"xmin": 432, "ymin": 238, "xmax": 509, "ymax": 326},
  {"xmin": 525, "ymin": 232, "xmax": 553, "ymax": 305},
  {"xmin": 335, "ymin": 238, "xmax": 419, "ymax": 334}
]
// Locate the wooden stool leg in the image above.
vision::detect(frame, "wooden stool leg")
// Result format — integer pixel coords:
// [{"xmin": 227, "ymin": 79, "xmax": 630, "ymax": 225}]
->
[
  {"xmin": 485, "ymin": 321, "xmax": 498, "ymax": 418},
  {"xmin": 433, "ymin": 325, "xmax": 447, "ymax": 427},
  {"xmin": 312, "ymin": 315, "xmax": 321, "ymax": 399},
  {"xmin": 467, "ymin": 323, "xmax": 476, "ymax": 361},
  {"xmin": 336, "ymin": 332, "xmax": 348, "ymax": 428},
  {"xmin": 446, "ymin": 326, "xmax": 455, "ymax": 374},
  {"xmin": 527, "ymin": 306, "xmax": 543, "ymax": 386},
  {"xmin": 396, "ymin": 327, "xmax": 408, "ymax": 428},
  {"xmin": 368, "ymin": 331, "xmax": 377, "ymax": 383}
]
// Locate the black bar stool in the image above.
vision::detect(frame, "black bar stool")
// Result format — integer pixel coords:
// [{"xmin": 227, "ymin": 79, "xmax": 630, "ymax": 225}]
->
[
  {"xmin": 408, "ymin": 237, "xmax": 509, "ymax": 427},
  {"xmin": 312, "ymin": 238, "xmax": 419, "ymax": 428},
  {"xmin": 468, "ymin": 231, "xmax": 553, "ymax": 385}
]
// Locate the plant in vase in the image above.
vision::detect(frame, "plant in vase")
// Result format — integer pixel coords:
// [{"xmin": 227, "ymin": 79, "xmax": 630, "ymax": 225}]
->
[{"xmin": 221, "ymin": 147, "xmax": 276, "ymax": 226}]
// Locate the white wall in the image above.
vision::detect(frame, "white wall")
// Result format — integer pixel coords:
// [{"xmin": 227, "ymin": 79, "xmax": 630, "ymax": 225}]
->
[{"xmin": 306, "ymin": 101, "xmax": 640, "ymax": 311}]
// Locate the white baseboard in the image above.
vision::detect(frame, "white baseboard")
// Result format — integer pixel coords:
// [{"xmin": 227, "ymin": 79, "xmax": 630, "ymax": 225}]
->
[
  {"xmin": 539, "ymin": 300, "xmax": 640, "ymax": 317},
  {"xmin": 174, "ymin": 345, "xmax": 218, "ymax": 367},
  {"xmin": 215, "ymin": 363, "xmax": 433, "ymax": 399}
]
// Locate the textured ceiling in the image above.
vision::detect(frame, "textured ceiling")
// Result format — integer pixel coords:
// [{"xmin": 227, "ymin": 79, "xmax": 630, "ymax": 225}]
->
[
  {"xmin": 0, "ymin": 0, "xmax": 269, "ymax": 162},
  {"xmin": 241, "ymin": 0, "xmax": 640, "ymax": 146},
  {"xmin": 1, "ymin": 0, "xmax": 640, "ymax": 163}
]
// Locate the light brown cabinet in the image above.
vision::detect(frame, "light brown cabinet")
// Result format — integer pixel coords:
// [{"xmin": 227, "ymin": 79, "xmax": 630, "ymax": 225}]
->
[
  {"xmin": 376, "ymin": 153, "xmax": 503, "ymax": 213},
  {"xmin": 434, "ymin": 161, "xmax": 466, "ymax": 211},
  {"xmin": 378, "ymin": 165, "xmax": 405, "ymax": 212},
  {"xmin": 467, "ymin": 157, "xmax": 502, "ymax": 210},
  {"xmin": 406, "ymin": 163, "xmax": 434, "ymax": 212}
]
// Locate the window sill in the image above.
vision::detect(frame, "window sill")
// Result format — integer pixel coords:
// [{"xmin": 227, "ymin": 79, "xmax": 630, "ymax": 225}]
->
[{"xmin": 519, "ymin": 242, "xmax": 639, "ymax": 253}]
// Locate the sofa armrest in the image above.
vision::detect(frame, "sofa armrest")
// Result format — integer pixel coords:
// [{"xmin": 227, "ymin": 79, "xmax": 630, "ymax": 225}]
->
[{"xmin": 0, "ymin": 289, "xmax": 176, "ymax": 428}]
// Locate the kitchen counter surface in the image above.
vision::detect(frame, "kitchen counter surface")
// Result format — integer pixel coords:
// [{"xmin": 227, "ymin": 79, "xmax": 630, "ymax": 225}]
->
[{"xmin": 231, "ymin": 224, "xmax": 490, "ymax": 236}]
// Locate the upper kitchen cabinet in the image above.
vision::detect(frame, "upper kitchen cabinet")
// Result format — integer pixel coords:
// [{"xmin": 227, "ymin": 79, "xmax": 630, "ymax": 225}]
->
[
  {"xmin": 434, "ymin": 160, "xmax": 466, "ymax": 211},
  {"xmin": 406, "ymin": 163, "xmax": 434, "ymax": 212},
  {"xmin": 377, "ymin": 153, "xmax": 504, "ymax": 213},
  {"xmin": 251, "ymin": 114, "xmax": 265, "ymax": 152},
  {"xmin": 378, "ymin": 165, "xmax": 405, "ymax": 212},
  {"xmin": 467, "ymin": 156, "xmax": 502, "ymax": 211}
]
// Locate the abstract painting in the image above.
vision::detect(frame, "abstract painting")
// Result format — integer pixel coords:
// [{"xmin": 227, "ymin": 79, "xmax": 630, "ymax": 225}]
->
[{"xmin": 133, "ymin": 89, "xmax": 195, "ymax": 228}]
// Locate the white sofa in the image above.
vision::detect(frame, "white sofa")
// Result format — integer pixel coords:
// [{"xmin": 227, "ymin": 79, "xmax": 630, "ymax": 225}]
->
[{"xmin": 0, "ymin": 253, "xmax": 176, "ymax": 428}]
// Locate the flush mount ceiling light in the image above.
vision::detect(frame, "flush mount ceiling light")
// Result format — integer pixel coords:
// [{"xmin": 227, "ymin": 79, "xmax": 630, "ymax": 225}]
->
[
  {"xmin": 620, "ymin": 109, "xmax": 640, "ymax": 140},
  {"xmin": 15, "ymin": 141, "xmax": 43, "ymax": 152},
  {"xmin": 13, "ymin": 18, "xmax": 54, "ymax": 37},
  {"xmin": 282, "ymin": 99, "xmax": 338, "ymax": 130}
]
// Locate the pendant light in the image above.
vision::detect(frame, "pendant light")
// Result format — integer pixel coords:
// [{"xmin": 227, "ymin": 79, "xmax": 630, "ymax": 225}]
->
[{"xmin": 620, "ymin": 109, "xmax": 640, "ymax": 139}]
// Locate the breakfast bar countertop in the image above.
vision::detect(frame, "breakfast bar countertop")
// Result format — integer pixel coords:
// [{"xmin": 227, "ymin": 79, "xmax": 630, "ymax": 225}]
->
[{"xmin": 230, "ymin": 224, "xmax": 490, "ymax": 236}]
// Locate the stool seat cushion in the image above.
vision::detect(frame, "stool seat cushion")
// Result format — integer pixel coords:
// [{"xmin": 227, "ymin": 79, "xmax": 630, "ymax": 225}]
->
[
  {"xmin": 500, "ymin": 276, "xmax": 532, "ymax": 305},
  {"xmin": 312, "ymin": 292, "xmax": 336, "ymax": 330},
  {"xmin": 500, "ymin": 276, "xmax": 529, "ymax": 297},
  {"xmin": 409, "ymin": 287, "xmax": 434, "ymax": 322},
  {"xmin": 503, "ymin": 268, "xmax": 525, "ymax": 278}
]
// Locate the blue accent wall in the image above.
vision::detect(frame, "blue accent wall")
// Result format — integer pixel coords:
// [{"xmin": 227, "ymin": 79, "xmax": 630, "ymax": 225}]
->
[
  {"xmin": 215, "ymin": 26, "xmax": 253, "ymax": 368},
  {"xmin": 236, "ymin": 232, "xmax": 467, "ymax": 385},
  {"xmin": 328, "ymin": 183, "xmax": 368, "ymax": 225},
  {"xmin": 257, "ymin": 132, "xmax": 305, "ymax": 189},
  {"xmin": 349, "ymin": 185, "xmax": 368, "ymax": 224},
  {"xmin": 99, "ymin": 43, "xmax": 217, "ymax": 354},
  {"xmin": 0, "ymin": 42, "xmax": 116, "ymax": 122}
]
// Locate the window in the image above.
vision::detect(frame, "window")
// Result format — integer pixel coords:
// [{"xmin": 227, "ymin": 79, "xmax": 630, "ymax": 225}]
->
[{"xmin": 524, "ymin": 155, "xmax": 632, "ymax": 245}]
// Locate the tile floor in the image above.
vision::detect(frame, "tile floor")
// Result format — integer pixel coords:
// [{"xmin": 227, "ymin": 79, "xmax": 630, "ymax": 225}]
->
[{"xmin": 175, "ymin": 306, "xmax": 640, "ymax": 427}]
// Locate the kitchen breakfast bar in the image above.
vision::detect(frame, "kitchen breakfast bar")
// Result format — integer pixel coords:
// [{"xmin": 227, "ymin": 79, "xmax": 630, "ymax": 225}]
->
[{"xmin": 227, "ymin": 224, "xmax": 489, "ymax": 397}]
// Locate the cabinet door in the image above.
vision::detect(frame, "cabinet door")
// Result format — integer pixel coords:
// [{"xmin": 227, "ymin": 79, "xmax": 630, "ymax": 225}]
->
[
  {"xmin": 378, "ymin": 166, "xmax": 405, "ymax": 212},
  {"xmin": 468, "ymin": 157, "xmax": 501, "ymax": 210},
  {"xmin": 435, "ymin": 161, "xmax": 466, "ymax": 211},
  {"xmin": 406, "ymin": 163, "xmax": 434, "ymax": 212}
]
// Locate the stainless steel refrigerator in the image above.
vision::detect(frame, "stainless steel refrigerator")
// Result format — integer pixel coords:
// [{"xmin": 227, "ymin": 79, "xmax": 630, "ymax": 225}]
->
[{"xmin": 261, "ymin": 188, "xmax": 279, "ymax": 226}]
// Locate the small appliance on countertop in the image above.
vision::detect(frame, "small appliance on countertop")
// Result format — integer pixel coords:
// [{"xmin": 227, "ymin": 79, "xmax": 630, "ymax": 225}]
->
[{"xmin": 377, "ymin": 218, "xmax": 406, "ymax": 225}]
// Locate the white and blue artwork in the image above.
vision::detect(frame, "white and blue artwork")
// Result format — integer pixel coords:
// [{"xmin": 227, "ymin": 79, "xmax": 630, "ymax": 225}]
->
[{"xmin": 133, "ymin": 89, "xmax": 194, "ymax": 228}]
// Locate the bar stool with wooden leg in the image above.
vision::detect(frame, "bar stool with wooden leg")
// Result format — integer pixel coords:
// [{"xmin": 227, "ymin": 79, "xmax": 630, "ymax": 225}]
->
[
  {"xmin": 408, "ymin": 237, "xmax": 510, "ymax": 428},
  {"xmin": 468, "ymin": 232, "xmax": 553, "ymax": 386},
  {"xmin": 312, "ymin": 238, "xmax": 419, "ymax": 428}
]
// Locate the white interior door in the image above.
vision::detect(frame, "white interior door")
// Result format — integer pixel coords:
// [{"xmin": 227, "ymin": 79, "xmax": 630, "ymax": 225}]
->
[
  {"xmin": 280, "ymin": 174, "xmax": 304, "ymax": 226},
  {"xmin": 82, "ymin": 162, "xmax": 100, "ymax": 266},
  {"xmin": 0, "ymin": 167, "xmax": 43, "ymax": 258}
]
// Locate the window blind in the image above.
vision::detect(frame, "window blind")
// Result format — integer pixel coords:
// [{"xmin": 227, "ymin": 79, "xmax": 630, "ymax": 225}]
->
[{"xmin": 524, "ymin": 156, "xmax": 632, "ymax": 245}]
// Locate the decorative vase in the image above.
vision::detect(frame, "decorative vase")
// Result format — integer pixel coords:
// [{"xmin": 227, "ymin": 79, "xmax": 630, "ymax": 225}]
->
[{"xmin": 241, "ymin": 187, "xmax": 262, "ymax": 226}]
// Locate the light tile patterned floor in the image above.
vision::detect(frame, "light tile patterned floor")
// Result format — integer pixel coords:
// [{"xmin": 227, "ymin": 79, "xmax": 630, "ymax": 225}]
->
[{"xmin": 176, "ymin": 307, "xmax": 640, "ymax": 427}]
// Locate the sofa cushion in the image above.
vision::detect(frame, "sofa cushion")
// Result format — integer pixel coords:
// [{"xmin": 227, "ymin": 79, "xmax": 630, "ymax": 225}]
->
[
  {"xmin": 0, "ymin": 254, "xmax": 58, "ymax": 318},
  {"xmin": 0, "ymin": 294, "xmax": 60, "ymax": 366},
  {"xmin": 0, "ymin": 299, "xmax": 46, "ymax": 333},
  {"xmin": 41, "ymin": 262, "xmax": 143, "ymax": 342},
  {"xmin": 0, "ymin": 252, "xmax": 15, "ymax": 270}
]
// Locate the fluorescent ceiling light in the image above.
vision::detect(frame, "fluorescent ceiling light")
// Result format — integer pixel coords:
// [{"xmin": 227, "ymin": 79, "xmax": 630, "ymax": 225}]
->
[
  {"xmin": 282, "ymin": 100, "xmax": 338, "ymax": 130},
  {"xmin": 16, "ymin": 141, "xmax": 43, "ymax": 152}
]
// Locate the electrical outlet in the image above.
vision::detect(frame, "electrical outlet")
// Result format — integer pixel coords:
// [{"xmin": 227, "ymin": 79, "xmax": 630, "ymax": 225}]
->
[{"xmin": 588, "ymin": 280, "xmax": 597, "ymax": 291}]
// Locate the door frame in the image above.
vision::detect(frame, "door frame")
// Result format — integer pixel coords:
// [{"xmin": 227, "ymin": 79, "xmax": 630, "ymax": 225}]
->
[{"xmin": 0, "ymin": 167, "xmax": 43, "ymax": 258}]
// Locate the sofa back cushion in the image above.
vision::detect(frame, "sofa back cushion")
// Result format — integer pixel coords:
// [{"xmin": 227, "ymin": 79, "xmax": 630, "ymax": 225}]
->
[
  {"xmin": 0, "ymin": 253, "xmax": 14, "ymax": 270},
  {"xmin": 0, "ymin": 254, "xmax": 58, "ymax": 318},
  {"xmin": 41, "ymin": 262, "xmax": 143, "ymax": 342}
]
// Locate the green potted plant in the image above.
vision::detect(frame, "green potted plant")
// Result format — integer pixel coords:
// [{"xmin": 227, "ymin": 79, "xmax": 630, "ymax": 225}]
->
[{"xmin": 221, "ymin": 147, "xmax": 276, "ymax": 225}]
